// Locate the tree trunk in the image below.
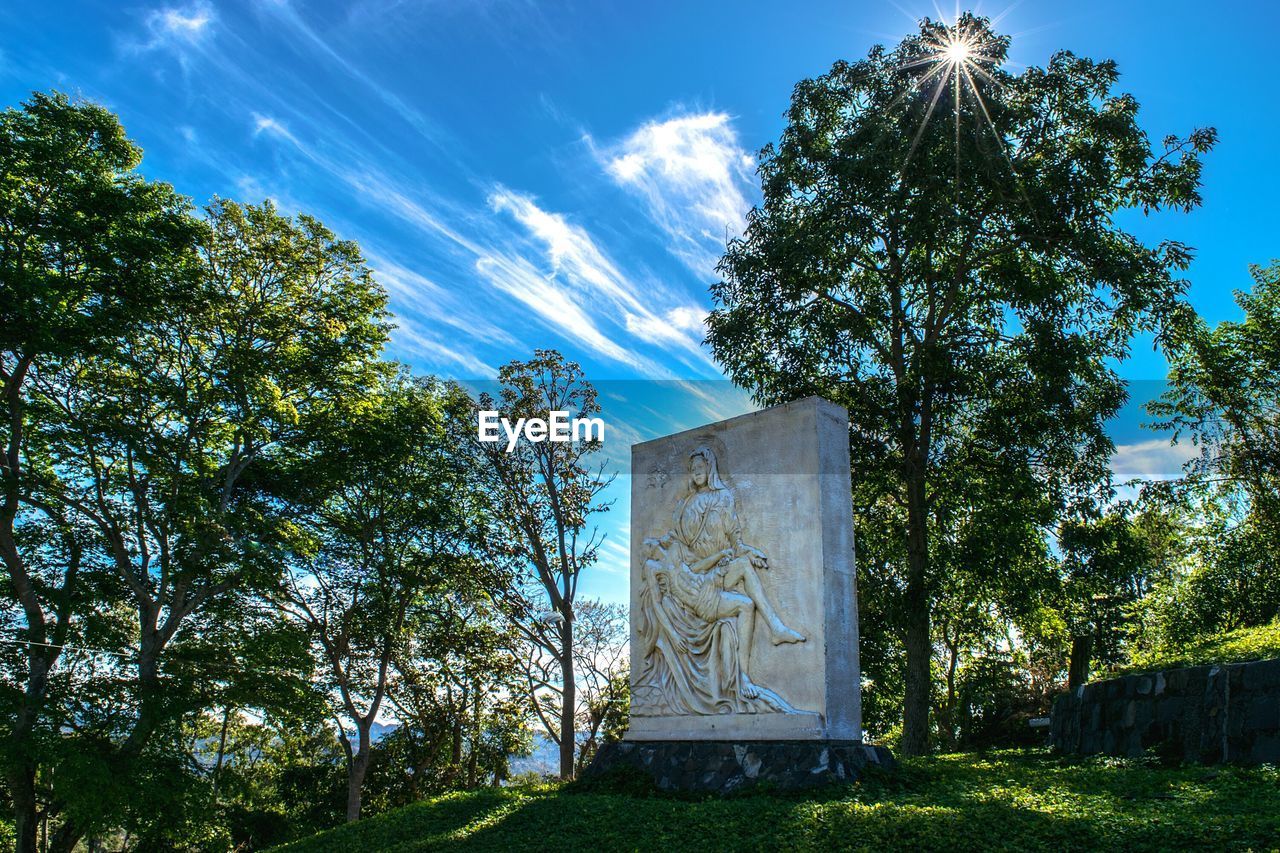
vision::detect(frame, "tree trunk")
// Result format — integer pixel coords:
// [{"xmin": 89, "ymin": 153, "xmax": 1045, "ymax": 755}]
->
[
  {"xmin": 346, "ymin": 721, "xmax": 372, "ymax": 822},
  {"xmin": 558, "ymin": 617, "xmax": 576, "ymax": 780},
  {"xmin": 47, "ymin": 632, "xmax": 163, "ymax": 853},
  {"xmin": 1, "ymin": 502, "xmax": 50, "ymax": 852},
  {"xmin": 466, "ymin": 688, "xmax": 480, "ymax": 789},
  {"xmin": 9, "ymin": 762, "xmax": 38, "ymax": 853},
  {"xmin": 900, "ymin": 470, "xmax": 932, "ymax": 757},
  {"xmin": 49, "ymin": 820, "xmax": 82, "ymax": 853},
  {"xmin": 1068, "ymin": 634, "xmax": 1093, "ymax": 689},
  {"xmin": 941, "ymin": 633, "xmax": 959, "ymax": 750},
  {"xmin": 10, "ymin": 642, "xmax": 73, "ymax": 852},
  {"xmin": 211, "ymin": 704, "xmax": 232, "ymax": 797}
]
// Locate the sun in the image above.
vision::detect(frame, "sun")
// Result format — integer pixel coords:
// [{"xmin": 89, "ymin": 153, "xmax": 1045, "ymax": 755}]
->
[
  {"xmin": 932, "ymin": 26, "xmax": 984, "ymax": 68},
  {"xmin": 892, "ymin": 20, "xmax": 1014, "ymax": 180},
  {"xmin": 942, "ymin": 39, "xmax": 973, "ymax": 64},
  {"xmin": 897, "ymin": 21, "xmax": 995, "ymax": 78}
]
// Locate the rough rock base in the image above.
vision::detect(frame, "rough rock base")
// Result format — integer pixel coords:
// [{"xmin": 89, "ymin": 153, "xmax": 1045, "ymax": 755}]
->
[{"xmin": 582, "ymin": 740, "xmax": 895, "ymax": 794}]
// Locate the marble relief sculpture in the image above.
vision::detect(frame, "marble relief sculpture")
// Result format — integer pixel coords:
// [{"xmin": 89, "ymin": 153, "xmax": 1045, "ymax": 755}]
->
[{"xmin": 634, "ymin": 446, "xmax": 807, "ymax": 716}]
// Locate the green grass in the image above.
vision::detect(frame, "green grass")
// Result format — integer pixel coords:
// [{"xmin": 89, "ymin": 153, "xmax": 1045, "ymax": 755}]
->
[
  {"xmin": 274, "ymin": 749, "xmax": 1280, "ymax": 852},
  {"xmin": 1123, "ymin": 619, "xmax": 1280, "ymax": 675}
]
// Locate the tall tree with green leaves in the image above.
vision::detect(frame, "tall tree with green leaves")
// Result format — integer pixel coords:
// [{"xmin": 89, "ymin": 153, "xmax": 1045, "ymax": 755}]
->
[
  {"xmin": 706, "ymin": 13, "xmax": 1214, "ymax": 754},
  {"xmin": 279, "ymin": 373, "xmax": 497, "ymax": 821},
  {"xmin": 1145, "ymin": 261, "xmax": 1280, "ymax": 638},
  {"xmin": 476, "ymin": 350, "xmax": 613, "ymax": 780},
  {"xmin": 0, "ymin": 90, "xmax": 198, "ymax": 852},
  {"xmin": 388, "ymin": 594, "xmax": 528, "ymax": 797},
  {"xmin": 16, "ymin": 197, "xmax": 388, "ymax": 850}
]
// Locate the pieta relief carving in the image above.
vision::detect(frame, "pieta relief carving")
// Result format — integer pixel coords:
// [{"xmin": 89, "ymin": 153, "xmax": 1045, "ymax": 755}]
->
[{"xmin": 634, "ymin": 446, "xmax": 809, "ymax": 716}]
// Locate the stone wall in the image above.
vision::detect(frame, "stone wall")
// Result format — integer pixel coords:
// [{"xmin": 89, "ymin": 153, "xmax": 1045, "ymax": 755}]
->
[
  {"xmin": 1050, "ymin": 658, "xmax": 1280, "ymax": 764},
  {"xmin": 583, "ymin": 740, "xmax": 894, "ymax": 794}
]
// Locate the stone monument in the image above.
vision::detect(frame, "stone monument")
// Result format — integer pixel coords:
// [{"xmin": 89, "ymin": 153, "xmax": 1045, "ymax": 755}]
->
[{"xmin": 586, "ymin": 396, "xmax": 893, "ymax": 792}]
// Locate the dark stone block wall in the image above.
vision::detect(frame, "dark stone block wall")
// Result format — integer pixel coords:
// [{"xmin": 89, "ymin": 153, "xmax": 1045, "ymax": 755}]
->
[
  {"xmin": 583, "ymin": 740, "xmax": 895, "ymax": 794},
  {"xmin": 1050, "ymin": 658, "xmax": 1280, "ymax": 764}
]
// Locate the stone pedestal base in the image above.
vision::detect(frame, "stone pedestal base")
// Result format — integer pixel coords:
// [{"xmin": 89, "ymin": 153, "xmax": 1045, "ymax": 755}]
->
[
  {"xmin": 626, "ymin": 711, "xmax": 826, "ymax": 741},
  {"xmin": 583, "ymin": 740, "xmax": 895, "ymax": 794}
]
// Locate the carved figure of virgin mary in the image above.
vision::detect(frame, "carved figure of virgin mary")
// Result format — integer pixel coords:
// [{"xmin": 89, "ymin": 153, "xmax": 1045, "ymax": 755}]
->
[{"xmin": 634, "ymin": 446, "xmax": 806, "ymax": 715}]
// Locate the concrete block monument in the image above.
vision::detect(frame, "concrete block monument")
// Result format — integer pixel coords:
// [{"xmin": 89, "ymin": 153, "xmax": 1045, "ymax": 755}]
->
[{"xmin": 586, "ymin": 396, "xmax": 893, "ymax": 792}]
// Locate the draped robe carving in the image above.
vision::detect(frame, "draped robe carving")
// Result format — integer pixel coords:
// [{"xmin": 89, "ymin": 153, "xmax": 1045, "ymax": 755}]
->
[{"xmin": 633, "ymin": 447, "xmax": 807, "ymax": 716}]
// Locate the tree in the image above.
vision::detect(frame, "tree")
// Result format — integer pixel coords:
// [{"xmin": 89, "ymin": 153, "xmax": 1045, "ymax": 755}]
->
[
  {"xmin": 385, "ymin": 594, "xmax": 528, "ymax": 800},
  {"xmin": 477, "ymin": 351, "xmax": 613, "ymax": 779},
  {"xmin": 706, "ymin": 13, "xmax": 1214, "ymax": 754},
  {"xmin": 186, "ymin": 708, "xmax": 347, "ymax": 848},
  {"xmin": 514, "ymin": 597, "xmax": 627, "ymax": 775},
  {"xmin": 0, "ymin": 90, "xmax": 198, "ymax": 852},
  {"xmin": 569, "ymin": 599, "xmax": 628, "ymax": 772},
  {"xmin": 1144, "ymin": 261, "xmax": 1280, "ymax": 638},
  {"xmin": 1153, "ymin": 262, "xmax": 1280, "ymax": 521},
  {"xmin": 11, "ymin": 196, "xmax": 388, "ymax": 849},
  {"xmin": 1056, "ymin": 500, "xmax": 1186, "ymax": 686},
  {"xmin": 279, "ymin": 374, "xmax": 494, "ymax": 821}
]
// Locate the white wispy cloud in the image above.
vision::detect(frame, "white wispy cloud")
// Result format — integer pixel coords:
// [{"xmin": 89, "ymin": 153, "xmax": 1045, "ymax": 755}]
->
[
  {"xmin": 388, "ymin": 318, "xmax": 497, "ymax": 376},
  {"xmin": 131, "ymin": 2, "xmax": 215, "ymax": 53},
  {"xmin": 473, "ymin": 251, "xmax": 654, "ymax": 371},
  {"xmin": 593, "ymin": 111, "xmax": 758, "ymax": 277},
  {"xmin": 489, "ymin": 189, "xmax": 647, "ymax": 315},
  {"xmin": 369, "ymin": 252, "xmax": 512, "ymax": 376},
  {"xmin": 488, "ymin": 188, "xmax": 716, "ymax": 372},
  {"xmin": 256, "ymin": 0, "xmax": 448, "ymax": 151},
  {"xmin": 1110, "ymin": 438, "xmax": 1196, "ymax": 480},
  {"xmin": 370, "ymin": 254, "xmax": 515, "ymax": 345},
  {"xmin": 624, "ymin": 306, "xmax": 707, "ymax": 352},
  {"xmin": 243, "ymin": 95, "xmax": 722, "ymax": 377},
  {"xmin": 241, "ymin": 119, "xmax": 645, "ymax": 371},
  {"xmin": 251, "ymin": 112, "xmax": 301, "ymax": 146},
  {"xmin": 242, "ymin": 111, "xmax": 482, "ymax": 257}
]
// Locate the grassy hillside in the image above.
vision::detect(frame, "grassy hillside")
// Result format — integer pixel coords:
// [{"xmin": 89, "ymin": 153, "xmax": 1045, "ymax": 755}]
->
[
  {"xmin": 1123, "ymin": 619, "xmax": 1280, "ymax": 675},
  {"xmin": 275, "ymin": 749, "xmax": 1280, "ymax": 852}
]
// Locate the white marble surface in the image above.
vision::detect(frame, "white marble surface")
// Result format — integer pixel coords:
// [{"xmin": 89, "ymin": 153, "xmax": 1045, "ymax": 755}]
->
[
  {"xmin": 626, "ymin": 711, "xmax": 826, "ymax": 741},
  {"xmin": 626, "ymin": 396, "xmax": 862, "ymax": 742}
]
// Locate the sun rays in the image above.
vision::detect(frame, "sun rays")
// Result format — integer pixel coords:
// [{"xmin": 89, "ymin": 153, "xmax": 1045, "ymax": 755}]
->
[
  {"xmin": 886, "ymin": 9, "xmax": 1031, "ymax": 214},
  {"xmin": 899, "ymin": 15, "xmax": 1001, "ymax": 170}
]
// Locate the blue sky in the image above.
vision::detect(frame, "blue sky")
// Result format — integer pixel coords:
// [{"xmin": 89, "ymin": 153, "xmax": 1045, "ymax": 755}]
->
[{"xmin": 4, "ymin": 0, "xmax": 1277, "ymax": 603}]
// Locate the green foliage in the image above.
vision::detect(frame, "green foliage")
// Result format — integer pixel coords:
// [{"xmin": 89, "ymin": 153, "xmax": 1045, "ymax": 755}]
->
[
  {"xmin": 1141, "ymin": 262, "xmax": 1280, "ymax": 644},
  {"xmin": 1152, "ymin": 261, "xmax": 1280, "ymax": 523},
  {"xmin": 273, "ymin": 750, "xmax": 1280, "ymax": 852},
  {"xmin": 0, "ymin": 89, "xmax": 202, "ymax": 850},
  {"xmin": 706, "ymin": 13, "xmax": 1214, "ymax": 754},
  {"xmin": 3, "ymin": 194, "xmax": 393, "ymax": 846},
  {"xmin": 2, "ymin": 89, "xmax": 569, "ymax": 846},
  {"xmin": 0, "ymin": 90, "xmax": 199, "ymax": 359},
  {"xmin": 1122, "ymin": 619, "xmax": 1280, "ymax": 675},
  {"xmin": 276, "ymin": 371, "xmax": 513, "ymax": 820},
  {"xmin": 174, "ymin": 712, "xmax": 349, "ymax": 849},
  {"xmin": 476, "ymin": 350, "xmax": 616, "ymax": 780},
  {"xmin": 1133, "ymin": 514, "xmax": 1280, "ymax": 651}
]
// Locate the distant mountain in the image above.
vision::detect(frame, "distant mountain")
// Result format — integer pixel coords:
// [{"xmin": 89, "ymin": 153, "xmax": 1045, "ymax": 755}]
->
[
  {"xmin": 508, "ymin": 731, "xmax": 558, "ymax": 778},
  {"xmin": 352, "ymin": 722, "xmax": 560, "ymax": 780}
]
